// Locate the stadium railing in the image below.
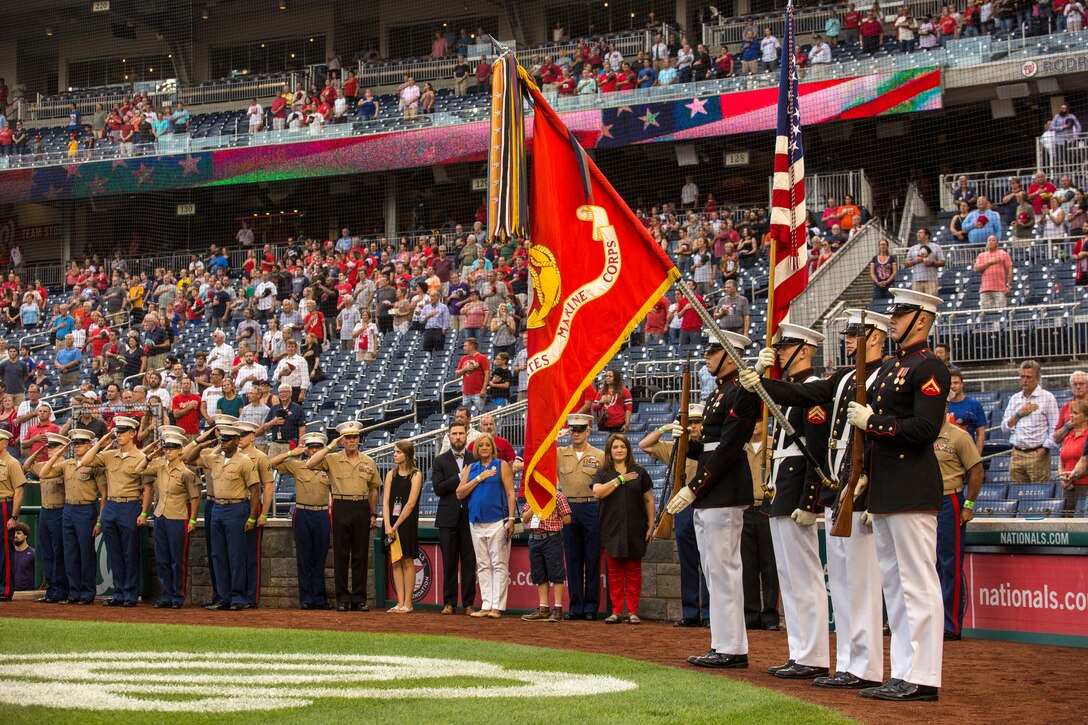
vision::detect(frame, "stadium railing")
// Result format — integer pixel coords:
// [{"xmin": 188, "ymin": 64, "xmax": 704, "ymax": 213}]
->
[
  {"xmin": 26, "ymin": 73, "xmax": 297, "ymax": 123},
  {"xmin": 940, "ymin": 236, "xmax": 1080, "ymax": 270},
  {"xmin": 1037, "ymin": 131, "xmax": 1088, "ymax": 180},
  {"xmin": 702, "ymin": 0, "xmax": 946, "ymax": 46},
  {"xmin": 766, "ymin": 169, "xmax": 872, "ymax": 216},
  {"xmin": 940, "ymin": 161, "xmax": 1086, "ymax": 211},
  {"xmin": 789, "ymin": 219, "xmax": 887, "ymax": 328}
]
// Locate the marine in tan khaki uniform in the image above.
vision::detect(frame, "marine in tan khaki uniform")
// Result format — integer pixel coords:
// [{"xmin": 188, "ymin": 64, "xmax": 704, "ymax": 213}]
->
[
  {"xmin": 136, "ymin": 431, "xmax": 200, "ymax": 608},
  {"xmin": 40, "ymin": 428, "xmax": 105, "ymax": 604},
  {"xmin": 235, "ymin": 420, "xmax": 275, "ymax": 607},
  {"xmin": 271, "ymin": 432, "xmax": 333, "ymax": 609},
  {"xmin": 23, "ymin": 433, "xmax": 70, "ymax": 602},
  {"xmin": 79, "ymin": 416, "xmax": 151, "ymax": 607},
  {"xmin": 0, "ymin": 429, "xmax": 27, "ymax": 600},
  {"xmin": 306, "ymin": 420, "xmax": 381, "ymax": 611},
  {"xmin": 557, "ymin": 413, "xmax": 605, "ymax": 620}
]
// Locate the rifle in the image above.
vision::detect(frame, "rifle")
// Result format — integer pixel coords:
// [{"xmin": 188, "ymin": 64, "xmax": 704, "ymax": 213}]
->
[
  {"xmin": 831, "ymin": 311, "xmax": 866, "ymax": 538},
  {"xmin": 653, "ymin": 355, "xmax": 691, "ymax": 539}
]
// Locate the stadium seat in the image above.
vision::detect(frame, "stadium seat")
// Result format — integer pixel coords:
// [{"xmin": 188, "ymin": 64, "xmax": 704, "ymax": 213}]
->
[
  {"xmin": 1018, "ymin": 498, "xmax": 1064, "ymax": 518},
  {"xmin": 1008, "ymin": 483, "xmax": 1057, "ymax": 500},
  {"xmin": 978, "ymin": 499, "xmax": 1018, "ymax": 517}
]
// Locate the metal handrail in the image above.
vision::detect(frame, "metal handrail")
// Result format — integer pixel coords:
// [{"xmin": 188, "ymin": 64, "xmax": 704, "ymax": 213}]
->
[{"xmin": 19, "ymin": 327, "xmax": 53, "ymax": 351}]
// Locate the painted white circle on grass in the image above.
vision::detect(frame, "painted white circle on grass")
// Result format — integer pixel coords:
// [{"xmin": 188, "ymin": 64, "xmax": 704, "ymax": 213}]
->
[{"xmin": 0, "ymin": 651, "xmax": 637, "ymax": 712}]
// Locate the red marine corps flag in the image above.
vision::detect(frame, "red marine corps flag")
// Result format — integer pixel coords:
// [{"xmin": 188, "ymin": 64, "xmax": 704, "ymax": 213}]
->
[{"xmin": 487, "ymin": 55, "xmax": 679, "ymax": 518}]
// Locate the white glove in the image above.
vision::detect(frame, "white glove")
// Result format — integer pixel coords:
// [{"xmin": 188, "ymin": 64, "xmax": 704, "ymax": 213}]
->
[
  {"xmin": 846, "ymin": 401, "xmax": 874, "ymax": 430},
  {"xmin": 666, "ymin": 486, "xmax": 696, "ymax": 515},
  {"xmin": 860, "ymin": 511, "xmax": 873, "ymax": 527},
  {"xmin": 754, "ymin": 347, "xmax": 776, "ymax": 375},
  {"xmin": 668, "ymin": 422, "xmax": 686, "ymax": 440},
  {"xmin": 791, "ymin": 508, "xmax": 817, "ymax": 527},
  {"xmin": 738, "ymin": 368, "xmax": 761, "ymax": 392},
  {"xmin": 839, "ymin": 474, "xmax": 868, "ymax": 504}
]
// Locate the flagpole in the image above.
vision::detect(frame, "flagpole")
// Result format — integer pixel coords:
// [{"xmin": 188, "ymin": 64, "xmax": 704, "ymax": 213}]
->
[{"xmin": 759, "ymin": 233, "xmax": 777, "ymax": 497}]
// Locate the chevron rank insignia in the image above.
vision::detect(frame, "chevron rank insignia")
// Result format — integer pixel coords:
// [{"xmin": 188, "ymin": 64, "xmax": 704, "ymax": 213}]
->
[
  {"xmin": 920, "ymin": 376, "xmax": 943, "ymax": 396},
  {"xmin": 807, "ymin": 406, "xmax": 827, "ymax": 424}
]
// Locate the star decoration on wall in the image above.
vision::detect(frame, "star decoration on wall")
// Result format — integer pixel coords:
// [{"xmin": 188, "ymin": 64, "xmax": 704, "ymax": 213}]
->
[
  {"xmin": 685, "ymin": 97, "xmax": 709, "ymax": 117},
  {"xmin": 639, "ymin": 109, "xmax": 660, "ymax": 129},
  {"xmin": 178, "ymin": 155, "xmax": 201, "ymax": 175}
]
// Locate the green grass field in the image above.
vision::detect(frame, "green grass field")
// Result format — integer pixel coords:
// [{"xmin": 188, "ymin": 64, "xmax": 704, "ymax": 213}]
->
[{"xmin": 0, "ymin": 618, "xmax": 854, "ymax": 724}]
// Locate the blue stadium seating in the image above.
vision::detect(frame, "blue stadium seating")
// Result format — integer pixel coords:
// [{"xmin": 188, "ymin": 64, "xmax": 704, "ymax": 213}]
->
[{"xmin": 1018, "ymin": 498, "xmax": 1064, "ymax": 518}]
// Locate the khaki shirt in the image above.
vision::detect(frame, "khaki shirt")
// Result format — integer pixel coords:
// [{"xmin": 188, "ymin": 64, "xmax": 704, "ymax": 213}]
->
[
  {"xmin": 94, "ymin": 449, "xmax": 149, "ymax": 499},
  {"xmin": 0, "ymin": 454, "xmax": 26, "ymax": 500},
  {"xmin": 30, "ymin": 461, "xmax": 65, "ymax": 507},
  {"xmin": 197, "ymin": 449, "xmax": 259, "ymax": 501},
  {"xmin": 241, "ymin": 445, "xmax": 275, "ymax": 490},
  {"xmin": 645, "ymin": 439, "xmax": 699, "ymax": 487},
  {"xmin": 275, "ymin": 457, "xmax": 331, "ymax": 507},
  {"xmin": 320, "ymin": 451, "xmax": 381, "ymax": 497},
  {"xmin": 148, "ymin": 458, "xmax": 201, "ymax": 519},
  {"xmin": 746, "ymin": 442, "xmax": 767, "ymax": 503},
  {"xmin": 556, "ymin": 445, "xmax": 604, "ymax": 499},
  {"xmin": 934, "ymin": 421, "xmax": 982, "ymax": 494},
  {"xmin": 58, "ymin": 459, "xmax": 105, "ymax": 504}
]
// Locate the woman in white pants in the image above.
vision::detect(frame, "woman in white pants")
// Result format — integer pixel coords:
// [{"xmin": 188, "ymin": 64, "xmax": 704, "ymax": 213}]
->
[{"xmin": 456, "ymin": 434, "xmax": 516, "ymax": 618}]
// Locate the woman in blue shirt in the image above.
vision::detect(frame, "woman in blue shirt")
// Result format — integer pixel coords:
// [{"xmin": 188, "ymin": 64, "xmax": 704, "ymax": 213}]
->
[
  {"xmin": 18, "ymin": 295, "xmax": 39, "ymax": 329},
  {"xmin": 456, "ymin": 434, "xmax": 515, "ymax": 618},
  {"xmin": 152, "ymin": 112, "xmax": 170, "ymax": 141}
]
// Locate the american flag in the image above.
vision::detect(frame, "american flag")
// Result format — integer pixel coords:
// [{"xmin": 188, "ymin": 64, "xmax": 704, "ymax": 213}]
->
[{"xmin": 768, "ymin": 1, "xmax": 809, "ymax": 333}]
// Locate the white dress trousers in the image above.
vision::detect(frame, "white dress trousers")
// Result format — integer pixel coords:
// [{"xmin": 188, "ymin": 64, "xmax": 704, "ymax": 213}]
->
[
  {"xmin": 824, "ymin": 507, "xmax": 883, "ymax": 682},
  {"xmin": 694, "ymin": 506, "xmax": 748, "ymax": 655},
  {"xmin": 769, "ymin": 516, "xmax": 829, "ymax": 667}
]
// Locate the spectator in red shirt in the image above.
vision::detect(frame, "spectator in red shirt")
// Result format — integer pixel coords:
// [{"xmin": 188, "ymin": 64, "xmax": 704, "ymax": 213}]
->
[
  {"xmin": 475, "ymin": 57, "xmax": 492, "ymax": 94},
  {"xmin": 456, "ymin": 336, "xmax": 490, "ymax": 409},
  {"xmin": 644, "ymin": 298, "xmax": 669, "ymax": 344},
  {"xmin": 860, "ymin": 11, "xmax": 884, "ymax": 53},
  {"xmin": 171, "ymin": 377, "xmax": 201, "ymax": 436},
  {"xmin": 592, "ymin": 370, "xmax": 633, "ymax": 433},
  {"xmin": 843, "ymin": 3, "xmax": 863, "ymax": 43},
  {"xmin": 540, "ymin": 58, "xmax": 562, "ymax": 87},
  {"xmin": 468, "ymin": 413, "xmax": 517, "ymax": 462},
  {"xmin": 1028, "ymin": 171, "xmax": 1057, "ymax": 217},
  {"xmin": 674, "ymin": 283, "xmax": 706, "ymax": 346},
  {"xmin": 557, "ymin": 68, "xmax": 578, "ymax": 95},
  {"xmin": 597, "ymin": 62, "xmax": 617, "ymax": 93}
]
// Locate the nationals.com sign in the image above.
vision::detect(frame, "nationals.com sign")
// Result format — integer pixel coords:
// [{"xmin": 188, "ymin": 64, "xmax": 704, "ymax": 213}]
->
[{"xmin": 968, "ymin": 553, "xmax": 1088, "ymax": 638}]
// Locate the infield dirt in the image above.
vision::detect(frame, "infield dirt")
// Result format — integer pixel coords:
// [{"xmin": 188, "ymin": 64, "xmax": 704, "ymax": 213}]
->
[{"xmin": 4, "ymin": 602, "xmax": 1085, "ymax": 724}]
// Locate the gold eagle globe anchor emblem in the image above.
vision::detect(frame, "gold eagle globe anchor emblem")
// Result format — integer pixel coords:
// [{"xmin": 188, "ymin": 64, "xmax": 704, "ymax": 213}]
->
[{"xmin": 526, "ymin": 244, "xmax": 561, "ymax": 329}]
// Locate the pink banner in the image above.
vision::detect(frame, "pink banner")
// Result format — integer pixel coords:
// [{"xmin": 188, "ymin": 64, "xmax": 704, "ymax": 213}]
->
[{"xmin": 967, "ymin": 553, "xmax": 1088, "ymax": 637}]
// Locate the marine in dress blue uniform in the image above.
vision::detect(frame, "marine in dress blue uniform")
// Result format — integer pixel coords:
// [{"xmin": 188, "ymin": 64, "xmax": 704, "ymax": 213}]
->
[
  {"xmin": 760, "ymin": 323, "xmax": 831, "ymax": 680},
  {"xmin": 666, "ymin": 330, "xmax": 760, "ymax": 669},
  {"xmin": 848, "ymin": 288, "xmax": 949, "ymax": 702}
]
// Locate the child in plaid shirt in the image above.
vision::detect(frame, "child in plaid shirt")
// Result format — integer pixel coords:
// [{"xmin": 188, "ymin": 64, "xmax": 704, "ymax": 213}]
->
[{"xmin": 520, "ymin": 490, "xmax": 572, "ymax": 622}]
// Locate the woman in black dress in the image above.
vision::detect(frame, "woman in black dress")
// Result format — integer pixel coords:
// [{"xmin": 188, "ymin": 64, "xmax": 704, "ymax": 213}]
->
[
  {"xmin": 383, "ymin": 439, "xmax": 423, "ymax": 613},
  {"xmin": 592, "ymin": 434, "xmax": 655, "ymax": 624}
]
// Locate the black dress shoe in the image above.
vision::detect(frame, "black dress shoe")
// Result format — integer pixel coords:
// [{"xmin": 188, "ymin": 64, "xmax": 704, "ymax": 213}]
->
[
  {"xmin": 78, "ymin": 599, "xmax": 95, "ymax": 605},
  {"xmin": 337, "ymin": 603, "xmax": 349, "ymax": 612},
  {"xmin": 202, "ymin": 599, "xmax": 221, "ymax": 608},
  {"xmin": 61, "ymin": 599, "xmax": 78, "ymax": 605},
  {"xmin": 353, "ymin": 603, "xmax": 369, "ymax": 612},
  {"xmin": 204, "ymin": 602, "xmax": 230, "ymax": 611},
  {"xmin": 688, "ymin": 649, "xmax": 716, "ymax": 665},
  {"xmin": 584, "ymin": 612, "xmax": 597, "ymax": 621},
  {"xmin": 102, "ymin": 598, "xmax": 125, "ymax": 607},
  {"xmin": 767, "ymin": 660, "xmax": 795, "ymax": 674},
  {"xmin": 944, "ymin": 632, "xmax": 961, "ymax": 641},
  {"xmin": 171, "ymin": 603, "xmax": 182, "ymax": 609},
  {"xmin": 229, "ymin": 603, "xmax": 246, "ymax": 611},
  {"xmin": 690, "ymin": 652, "xmax": 749, "ymax": 669},
  {"xmin": 154, "ymin": 601, "xmax": 171, "ymax": 608},
  {"xmin": 700, "ymin": 619, "xmax": 710, "ymax": 627},
  {"xmin": 312, "ymin": 602, "xmax": 332, "ymax": 610},
  {"xmin": 0, "ymin": 595, "xmax": 11, "ymax": 602},
  {"xmin": 37, "ymin": 596, "xmax": 61, "ymax": 603},
  {"xmin": 563, "ymin": 612, "xmax": 585, "ymax": 621},
  {"xmin": 673, "ymin": 618, "xmax": 700, "ymax": 628},
  {"xmin": 763, "ymin": 622, "xmax": 781, "ymax": 631},
  {"xmin": 860, "ymin": 679, "xmax": 938, "ymax": 702},
  {"xmin": 244, "ymin": 603, "xmax": 257, "ymax": 609},
  {"xmin": 814, "ymin": 671, "xmax": 881, "ymax": 689},
  {"xmin": 300, "ymin": 603, "xmax": 312, "ymax": 610},
  {"xmin": 122, "ymin": 601, "xmax": 137, "ymax": 608},
  {"xmin": 774, "ymin": 663, "xmax": 830, "ymax": 680}
]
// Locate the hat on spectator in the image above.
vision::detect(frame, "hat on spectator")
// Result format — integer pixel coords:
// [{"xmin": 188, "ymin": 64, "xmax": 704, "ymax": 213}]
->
[
  {"xmin": 69, "ymin": 429, "xmax": 97, "ymax": 444},
  {"xmin": 234, "ymin": 421, "xmax": 259, "ymax": 435},
  {"xmin": 888, "ymin": 288, "xmax": 942, "ymax": 315},
  {"xmin": 77, "ymin": 390, "xmax": 99, "ymax": 402},
  {"xmin": 161, "ymin": 432, "xmax": 186, "ymax": 449},
  {"xmin": 702, "ymin": 328, "xmax": 751, "ymax": 352},
  {"xmin": 0, "ymin": 430, "xmax": 11, "ymax": 443},
  {"xmin": 301, "ymin": 432, "xmax": 329, "ymax": 447},
  {"xmin": 975, "ymin": 215, "xmax": 988, "ymax": 225},
  {"xmin": 160, "ymin": 425, "xmax": 187, "ymax": 437},
  {"xmin": 772, "ymin": 323, "xmax": 825, "ymax": 348},
  {"xmin": 113, "ymin": 416, "xmax": 140, "ymax": 432},
  {"xmin": 687, "ymin": 403, "xmax": 705, "ymax": 420},
  {"xmin": 213, "ymin": 414, "xmax": 239, "ymax": 426},
  {"xmin": 45, "ymin": 433, "xmax": 71, "ymax": 447},
  {"xmin": 566, "ymin": 413, "xmax": 593, "ymax": 428},
  {"xmin": 335, "ymin": 420, "xmax": 363, "ymax": 437},
  {"xmin": 842, "ymin": 308, "xmax": 892, "ymax": 335}
]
